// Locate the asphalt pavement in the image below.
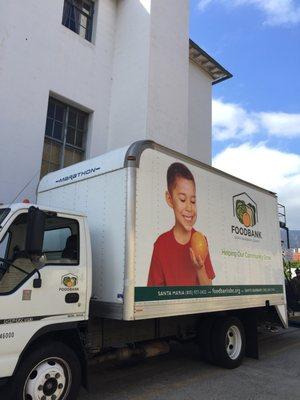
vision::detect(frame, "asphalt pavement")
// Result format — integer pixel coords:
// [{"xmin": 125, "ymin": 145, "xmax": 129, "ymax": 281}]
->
[
  {"xmin": 79, "ymin": 326, "xmax": 300, "ymax": 400},
  {"xmin": 2, "ymin": 326, "xmax": 300, "ymax": 399}
]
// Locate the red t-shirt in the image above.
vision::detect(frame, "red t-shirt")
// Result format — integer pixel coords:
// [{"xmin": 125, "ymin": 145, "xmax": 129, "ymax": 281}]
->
[{"xmin": 147, "ymin": 229, "xmax": 215, "ymax": 286}]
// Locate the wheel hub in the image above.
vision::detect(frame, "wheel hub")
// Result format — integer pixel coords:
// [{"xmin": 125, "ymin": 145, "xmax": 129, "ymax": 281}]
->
[
  {"xmin": 23, "ymin": 357, "xmax": 70, "ymax": 400},
  {"xmin": 226, "ymin": 325, "xmax": 242, "ymax": 360},
  {"xmin": 43, "ymin": 377, "xmax": 58, "ymax": 396}
]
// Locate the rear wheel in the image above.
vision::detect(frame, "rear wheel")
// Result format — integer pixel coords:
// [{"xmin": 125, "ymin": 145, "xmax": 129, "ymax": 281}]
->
[
  {"xmin": 13, "ymin": 341, "xmax": 81, "ymax": 400},
  {"xmin": 211, "ymin": 316, "xmax": 245, "ymax": 369}
]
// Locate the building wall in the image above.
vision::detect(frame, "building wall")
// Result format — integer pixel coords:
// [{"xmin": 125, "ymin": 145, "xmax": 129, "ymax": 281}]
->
[
  {"xmin": 0, "ymin": 0, "xmax": 117, "ymax": 203},
  {"xmin": 147, "ymin": 0, "xmax": 189, "ymax": 152},
  {"xmin": 108, "ymin": 0, "xmax": 190, "ymax": 154},
  {"xmin": 0, "ymin": 0, "xmax": 213, "ymax": 205},
  {"xmin": 107, "ymin": 0, "xmax": 151, "ymax": 149},
  {"xmin": 188, "ymin": 61, "xmax": 212, "ymax": 164}
]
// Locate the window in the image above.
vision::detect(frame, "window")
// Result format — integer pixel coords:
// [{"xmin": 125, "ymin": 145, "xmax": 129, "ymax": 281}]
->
[
  {"xmin": 0, "ymin": 213, "xmax": 79, "ymax": 295},
  {"xmin": 41, "ymin": 97, "xmax": 89, "ymax": 178},
  {"xmin": 43, "ymin": 228, "xmax": 71, "ymax": 253},
  {"xmin": 0, "ymin": 233, "xmax": 9, "ymax": 260},
  {"xmin": 0, "ymin": 213, "xmax": 35, "ymax": 294},
  {"xmin": 43, "ymin": 223, "xmax": 79, "ymax": 264},
  {"xmin": 62, "ymin": 0, "xmax": 95, "ymax": 41},
  {"xmin": 0, "ymin": 208, "xmax": 10, "ymax": 225}
]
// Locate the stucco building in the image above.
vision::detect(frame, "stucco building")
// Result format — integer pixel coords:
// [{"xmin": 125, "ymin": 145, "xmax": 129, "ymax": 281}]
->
[{"xmin": 0, "ymin": 0, "xmax": 231, "ymax": 204}]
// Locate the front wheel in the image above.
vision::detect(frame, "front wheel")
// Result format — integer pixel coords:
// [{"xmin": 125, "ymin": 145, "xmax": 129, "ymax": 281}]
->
[
  {"xmin": 13, "ymin": 341, "xmax": 81, "ymax": 400},
  {"xmin": 211, "ymin": 316, "xmax": 245, "ymax": 369}
]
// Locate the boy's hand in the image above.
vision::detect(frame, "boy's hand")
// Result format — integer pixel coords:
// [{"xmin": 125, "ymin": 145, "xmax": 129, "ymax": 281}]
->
[{"xmin": 190, "ymin": 248, "xmax": 204, "ymax": 271}]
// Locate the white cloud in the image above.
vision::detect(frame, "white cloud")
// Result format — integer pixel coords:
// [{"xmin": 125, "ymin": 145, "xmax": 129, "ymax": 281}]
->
[
  {"xmin": 212, "ymin": 99, "xmax": 300, "ymax": 141},
  {"xmin": 212, "ymin": 99, "xmax": 259, "ymax": 140},
  {"xmin": 260, "ymin": 112, "xmax": 300, "ymax": 137},
  {"xmin": 213, "ymin": 142, "xmax": 300, "ymax": 228},
  {"xmin": 198, "ymin": 0, "xmax": 300, "ymax": 26},
  {"xmin": 198, "ymin": 0, "xmax": 214, "ymax": 11}
]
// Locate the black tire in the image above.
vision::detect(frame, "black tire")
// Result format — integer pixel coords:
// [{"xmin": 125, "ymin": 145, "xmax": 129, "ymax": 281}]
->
[
  {"xmin": 197, "ymin": 317, "xmax": 217, "ymax": 364},
  {"xmin": 211, "ymin": 316, "xmax": 245, "ymax": 369},
  {"xmin": 12, "ymin": 341, "xmax": 81, "ymax": 400}
]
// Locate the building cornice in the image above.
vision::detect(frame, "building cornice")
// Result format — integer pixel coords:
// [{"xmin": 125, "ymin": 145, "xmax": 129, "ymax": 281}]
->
[{"xmin": 189, "ymin": 39, "xmax": 233, "ymax": 85}]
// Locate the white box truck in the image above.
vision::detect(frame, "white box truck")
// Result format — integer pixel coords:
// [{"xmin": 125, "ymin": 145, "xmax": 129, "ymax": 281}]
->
[{"xmin": 0, "ymin": 141, "xmax": 287, "ymax": 399}]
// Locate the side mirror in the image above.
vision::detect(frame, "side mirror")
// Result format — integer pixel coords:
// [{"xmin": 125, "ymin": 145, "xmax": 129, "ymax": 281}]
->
[{"xmin": 25, "ymin": 206, "xmax": 46, "ymax": 257}]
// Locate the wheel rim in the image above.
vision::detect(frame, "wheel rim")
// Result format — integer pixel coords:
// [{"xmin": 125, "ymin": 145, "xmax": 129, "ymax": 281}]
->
[
  {"xmin": 23, "ymin": 357, "xmax": 72, "ymax": 400},
  {"xmin": 226, "ymin": 325, "xmax": 242, "ymax": 360}
]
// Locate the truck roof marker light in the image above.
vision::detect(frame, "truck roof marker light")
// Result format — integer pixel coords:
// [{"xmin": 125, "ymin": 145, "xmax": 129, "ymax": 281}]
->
[{"xmin": 23, "ymin": 199, "xmax": 30, "ymax": 204}]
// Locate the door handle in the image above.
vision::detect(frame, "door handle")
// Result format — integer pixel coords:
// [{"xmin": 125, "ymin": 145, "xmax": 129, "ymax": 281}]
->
[{"xmin": 65, "ymin": 293, "xmax": 79, "ymax": 303}]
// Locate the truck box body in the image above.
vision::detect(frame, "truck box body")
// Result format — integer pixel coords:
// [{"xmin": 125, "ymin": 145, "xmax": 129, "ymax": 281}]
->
[{"xmin": 38, "ymin": 141, "xmax": 286, "ymax": 324}]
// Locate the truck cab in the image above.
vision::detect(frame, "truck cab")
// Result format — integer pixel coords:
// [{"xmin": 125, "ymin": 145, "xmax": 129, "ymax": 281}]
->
[{"xmin": 0, "ymin": 204, "xmax": 91, "ymax": 398}]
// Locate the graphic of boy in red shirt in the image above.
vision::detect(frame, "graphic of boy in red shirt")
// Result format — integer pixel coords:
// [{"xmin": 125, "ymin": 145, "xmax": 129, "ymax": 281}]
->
[{"xmin": 147, "ymin": 162, "xmax": 215, "ymax": 287}]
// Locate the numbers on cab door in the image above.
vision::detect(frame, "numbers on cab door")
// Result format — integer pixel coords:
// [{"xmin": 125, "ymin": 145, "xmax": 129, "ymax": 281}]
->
[{"xmin": 0, "ymin": 332, "xmax": 14, "ymax": 339}]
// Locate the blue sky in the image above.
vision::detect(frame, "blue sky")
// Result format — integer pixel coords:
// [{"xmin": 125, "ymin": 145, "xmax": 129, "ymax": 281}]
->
[{"xmin": 190, "ymin": 0, "xmax": 300, "ymax": 229}]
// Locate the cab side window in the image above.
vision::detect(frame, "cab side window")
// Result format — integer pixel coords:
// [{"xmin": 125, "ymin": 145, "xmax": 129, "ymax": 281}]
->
[{"xmin": 43, "ymin": 217, "xmax": 79, "ymax": 264}]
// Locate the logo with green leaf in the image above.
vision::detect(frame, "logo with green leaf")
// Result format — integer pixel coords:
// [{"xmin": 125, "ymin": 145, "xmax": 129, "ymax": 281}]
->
[
  {"xmin": 233, "ymin": 193, "xmax": 258, "ymax": 227},
  {"xmin": 62, "ymin": 273, "xmax": 78, "ymax": 288}
]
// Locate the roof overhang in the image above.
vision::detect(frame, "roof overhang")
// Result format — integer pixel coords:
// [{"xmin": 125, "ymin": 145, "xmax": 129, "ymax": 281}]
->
[{"xmin": 189, "ymin": 39, "xmax": 233, "ymax": 85}]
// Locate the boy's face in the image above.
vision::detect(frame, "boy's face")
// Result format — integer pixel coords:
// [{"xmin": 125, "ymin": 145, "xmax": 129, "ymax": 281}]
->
[{"xmin": 166, "ymin": 177, "xmax": 197, "ymax": 232}]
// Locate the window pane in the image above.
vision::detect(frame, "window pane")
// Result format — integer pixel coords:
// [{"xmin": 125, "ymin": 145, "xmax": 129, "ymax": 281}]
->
[
  {"xmin": 41, "ymin": 139, "xmax": 61, "ymax": 178},
  {"xmin": 41, "ymin": 161, "xmax": 49, "ymax": 178},
  {"xmin": 69, "ymin": 17, "xmax": 77, "ymax": 32},
  {"xmin": 77, "ymin": 114, "xmax": 85, "ymax": 130},
  {"xmin": 68, "ymin": 110, "xmax": 77, "ymax": 127},
  {"xmin": 83, "ymin": 2, "xmax": 92, "ymax": 15},
  {"xmin": 43, "ymin": 228, "xmax": 71, "ymax": 252},
  {"xmin": 0, "ymin": 213, "xmax": 36, "ymax": 294},
  {"xmin": 45, "ymin": 117, "xmax": 53, "ymax": 137},
  {"xmin": 75, "ymin": 0, "xmax": 84, "ymax": 10},
  {"xmin": 50, "ymin": 142, "xmax": 61, "ymax": 164},
  {"xmin": 0, "ymin": 233, "xmax": 9, "ymax": 260},
  {"xmin": 64, "ymin": 148, "xmax": 73, "ymax": 167},
  {"xmin": 42, "ymin": 141, "xmax": 51, "ymax": 162},
  {"xmin": 66, "ymin": 127, "xmax": 76, "ymax": 145},
  {"xmin": 75, "ymin": 130, "xmax": 84, "ymax": 148},
  {"xmin": 47, "ymin": 100, "xmax": 55, "ymax": 118},
  {"xmin": 62, "ymin": 1, "xmax": 71, "ymax": 24},
  {"xmin": 53, "ymin": 121, "xmax": 63, "ymax": 140},
  {"xmin": 55, "ymin": 104, "xmax": 65, "ymax": 122},
  {"xmin": 73, "ymin": 149, "xmax": 83, "ymax": 164},
  {"xmin": 49, "ymin": 162, "xmax": 60, "ymax": 172},
  {"xmin": 43, "ymin": 216, "xmax": 79, "ymax": 264},
  {"xmin": 79, "ymin": 26, "xmax": 87, "ymax": 38},
  {"xmin": 64, "ymin": 148, "xmax": 83, "ymax": 168},
  {"xmin": 79, "ymin": 14, "xmax": 87, "ymax": 28},
  {"xmin": 0, "ymin": 209, "xmax": 10, "ymax": 226}
]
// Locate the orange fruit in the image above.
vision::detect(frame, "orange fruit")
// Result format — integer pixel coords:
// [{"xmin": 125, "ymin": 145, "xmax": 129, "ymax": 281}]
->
[
  {"xmin": 191, "ymin": 231, "xmax": 208, "ymax": 261},
  {"xmin": 242, "ymin": 212, "xmax": 251, "ymax": 227}
]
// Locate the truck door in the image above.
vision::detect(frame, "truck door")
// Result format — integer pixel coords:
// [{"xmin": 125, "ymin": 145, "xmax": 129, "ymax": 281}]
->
[{"xmin": 0, "ymin": 210, "xmax": 87, "ymax": 378}]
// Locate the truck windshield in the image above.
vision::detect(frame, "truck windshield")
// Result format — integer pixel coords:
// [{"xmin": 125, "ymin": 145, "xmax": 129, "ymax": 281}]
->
[{"xmin": 0, "ymin": 209, "xmax": 10, "ymax": 226}]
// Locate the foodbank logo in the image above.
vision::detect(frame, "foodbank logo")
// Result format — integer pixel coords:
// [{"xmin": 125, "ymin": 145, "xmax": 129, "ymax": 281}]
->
[
  {"xmin": 234, "ymin": 193, "xmax": 257, "ymax": 227},
  {"xmin": 231, "ymin": 193, "xmax": 262, "ymax": 239},
  {"xmin": 59, "ymin": 274, "xmax": 79, "ymax": 291}
]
